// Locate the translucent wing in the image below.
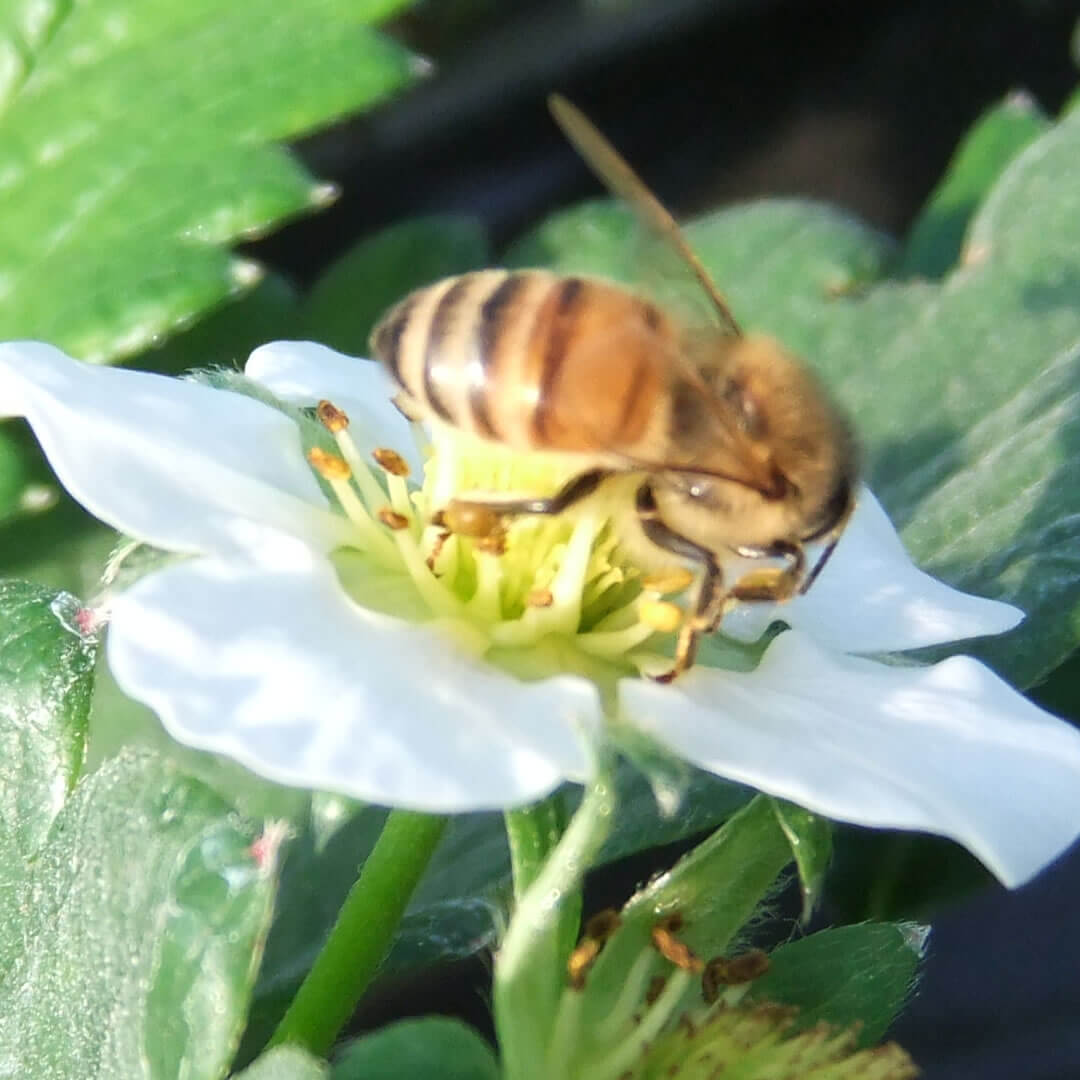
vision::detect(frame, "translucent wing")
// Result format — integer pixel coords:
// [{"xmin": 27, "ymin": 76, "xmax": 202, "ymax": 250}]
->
[
  {"xmin": 548, "ymin": 94, "xmax": 742, "ymax": 338},
  {"xmin": 551, "ymin": 311, "xmax": 779, "ymax": 497}
]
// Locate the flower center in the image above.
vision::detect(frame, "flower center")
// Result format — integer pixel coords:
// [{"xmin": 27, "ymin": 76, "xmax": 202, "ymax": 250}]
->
[{"xmin": 306, "ymin": 401, "xmax": 695, "ymax": 675}]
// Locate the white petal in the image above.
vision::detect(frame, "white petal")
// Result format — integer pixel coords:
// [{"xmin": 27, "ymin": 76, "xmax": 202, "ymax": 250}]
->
[
  {"xmin": 246, "ymin": 341, "xmax": 422, "ymax": 474},
  {"xmin": 0, "ymin": 341, "xmax": 351, "ymax": 555},
  {"xmin": 107, "ymin": 545, "xmax": 598, "ymax": 811},
  {"xmin": 622, "ymin": 630, "xmax": 1080, "ymax": 887},
  {"xmin": 721, "ymin": 487, "xmax": 1022, "ymax": 653}
]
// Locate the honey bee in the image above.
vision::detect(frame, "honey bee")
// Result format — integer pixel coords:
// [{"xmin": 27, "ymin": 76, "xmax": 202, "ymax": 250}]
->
[{"xmin": 369, "ymin": 95, "xmax": 857, "ymax": 681}]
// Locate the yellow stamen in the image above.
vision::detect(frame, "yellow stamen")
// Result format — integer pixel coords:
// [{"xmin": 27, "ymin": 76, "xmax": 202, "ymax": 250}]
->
[
  {"xmin": 330, "ymin": 427, "xmax": 394, "ymax": 517},
  {"xmin": 526, "ymin": 588, "xmax": 554, "ymax": 608},
  {"xmin": 316, "ymin": 399, "xmax": 349, "ymax": 433},
  {"xmin": 372, "ymin": 447, "xmax": 410, "ymax": 477},
  {"xmin": 638, "ymin": 600, "xmax": 684, "ymax": 633},
  {"xmin": 307, "ymin": 447, "xmax": 351, "ymax": 481},
  {"xmin": 377, "ymin": 507, "xmax": 410, "ymax": 531},
  {"xmin": 641, "ymin": 567, "xmax": 695, "ymax": 595},
  {"xmin": 320, "ymin": 473, "xmax": 398, "ymax": 564},
  {"xmin": 575, "ymin": 621, "xmax": 657, "ymax": 659}
]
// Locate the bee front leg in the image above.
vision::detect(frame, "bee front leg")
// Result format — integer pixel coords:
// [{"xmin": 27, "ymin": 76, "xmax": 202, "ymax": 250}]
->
[
  {"xmin": 635, "ymin": 482, "xmax": 724, "ymax": 683},
  {"xmin": 441, "ymin": 468, "xmax": 612, "ymax": 546},
  {"xmin": 728, "ymin": 540, "xmax": 805, "ymax": 604}
]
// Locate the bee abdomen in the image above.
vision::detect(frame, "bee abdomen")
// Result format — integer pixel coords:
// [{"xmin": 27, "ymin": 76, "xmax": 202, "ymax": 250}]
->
[
  {"xmin": 372, "ymin": 269, "xmax": 558, "ymax": 446},
  {"xmin": 370, "ymin": 269, "xmax": 672, "ymax": 453}
]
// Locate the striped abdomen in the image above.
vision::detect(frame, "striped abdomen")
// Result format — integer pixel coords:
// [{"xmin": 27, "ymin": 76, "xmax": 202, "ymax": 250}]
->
[{"xmin": 369, "ymin": 269, "xmax": 678, "ymax": 455}]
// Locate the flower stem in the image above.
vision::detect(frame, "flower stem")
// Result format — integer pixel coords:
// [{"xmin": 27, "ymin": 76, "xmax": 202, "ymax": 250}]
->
[
  {"xmin": 505, "ymin": 790, "xmax": 580, "ymax": 1003},
  {"xmin": 505, "ymin": 789, "xmax": 572, "ymax": 899},
  {"xmin": 495, "ymin": 765, "xmax": 616, "ymax": 1080},
  {"xmin": 269, "ymin": 808, "xmax": 447, "ymax": 1056}
]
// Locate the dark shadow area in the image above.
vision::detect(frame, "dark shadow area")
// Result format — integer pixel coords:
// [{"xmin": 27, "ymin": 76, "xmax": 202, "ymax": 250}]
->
[
  {"xmin": 890, "ymin": 839, "xmax": 1080, "ymax": 1080},
  {"xmin": 245, "ymin": 0, "xmax": 1080, "ymax": 285}
]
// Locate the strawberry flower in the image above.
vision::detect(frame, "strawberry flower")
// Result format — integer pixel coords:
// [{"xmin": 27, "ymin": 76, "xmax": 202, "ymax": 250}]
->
[{"xmin": 2, "ymin": 338, "xmax": 1077, "ymax": 887}]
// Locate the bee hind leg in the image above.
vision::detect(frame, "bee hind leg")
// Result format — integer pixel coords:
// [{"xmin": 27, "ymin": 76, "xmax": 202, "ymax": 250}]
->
[{"xmin": 635, "ymin": 482, "xmax": 724, "ymax": 684}]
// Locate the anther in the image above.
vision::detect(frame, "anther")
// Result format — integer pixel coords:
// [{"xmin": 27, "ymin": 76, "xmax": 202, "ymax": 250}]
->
[
  {"xmin": 702, "ymin": 950, "xmax": 770, "ymax": 1003},
  {"xmin": 651, "ymin": 915, "xmax": 703, "ymax": 974},
  {"xmin": 526, "ymin": 588, "xmax": 554, "ymax": 608},
  {"xmin": 566, "ymin": 908, "xmax": 622, "ymax": 989},
  {"xmin": 584, "ymin": 908, "xmax": 622, "ymax": 942},
  {"xmin": 316, "ymin": 400, "xmax": 349, "ymax": 433},
  {"xmin": 638, "ymin": 600, "xmax": 684, "ymax": 633},
  {"xmin": 373, "ymin": 447, "xmax": 411, "ymax": 478},
  {"xmin": 641, "ymin": 567, "xmax": 695, "ymax": 594},
  {"xmin": 307, "ymin": 447, "xmax": 352, "ymax": 481},
  {"xmin": 377, "ymin": 507, "xmax": 410, "ymax": 531}
]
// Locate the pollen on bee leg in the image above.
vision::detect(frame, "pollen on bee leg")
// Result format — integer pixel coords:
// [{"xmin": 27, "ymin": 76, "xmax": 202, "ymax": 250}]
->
[
  {"xmin": 638, "ymin": 599, "xmax": 683, "ymax": 633},
  {"xmin": 442, "ymin": 500, "xmax": 504, "ymax": 540}
]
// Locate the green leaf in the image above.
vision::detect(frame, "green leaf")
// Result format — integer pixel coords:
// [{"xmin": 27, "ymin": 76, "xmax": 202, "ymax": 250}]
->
[
  {"xmin": 597, "ymin": 765, "xmax": 753, "ymax": 865},
  {"xmin": 505, "ymin": 199, "xmax": 893, "ymax": 341},
  {"xmin": 0, "ymin": 0, "xmax": 416, "ymax": 363},
  {"xmin": 0, "ymin": 580, "xmax": 95, "ymax": 860},
  {"xmin": 0, "ymin": 1, "xmax": 67, "ymax": 105},
  {"xmin": 768, "ymin": 797, "xmax": 832, "ymax": 920},
  {"xmin": 827, "ymin": 828, "xmax": 991, "ymax": 924},
  {"xmin": 505, "ymin": 200, "xmax": 637, "ymax": 277},
  {"xmin": 817, "ymin": 107, "xmax": 1080, "ymax": 686},
  {"xmin": 0, "ymin": 749, "xmax": 281, "ymax": 1079},
  {"xmin": 303, "ymin": 216, "xmax": 490, "ymax": 356},
  {"xmin": 236, "ymin": 1046, "xmax": 329, "ymax": 1080},
  {"xmin": 133, "ymin": 275, "xmax": 302, "ymax": 377},
  {"xmin": 0, "ymin": 425, "xmax": 42, "ymax": 524},
  {"xmin": 746, "ymin": 922, "xmax": 926, "ymax": 1046},
  {"xmin": 333, "ymin": 1018, "xmax": 499, "ymax": 1080},
  {"xmin": 899, "ymin": 92, "xmax": 1050, "ymax": 278}
]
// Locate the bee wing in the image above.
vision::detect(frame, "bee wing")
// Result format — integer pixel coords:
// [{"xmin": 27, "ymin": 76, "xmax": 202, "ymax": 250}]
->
[
  {"xmin": 549, "ymin": 94, "xmax": 741, "ymax": 338},
  {"xmin": 567, "ymin": 320, "xmax": 780, "ymax": 497}
]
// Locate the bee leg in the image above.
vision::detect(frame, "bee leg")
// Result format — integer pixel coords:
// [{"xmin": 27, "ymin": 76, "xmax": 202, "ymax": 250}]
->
[
  {"xmin": 635, "ymin": 482, "xmax": 723, "ymax": 683},
  {"xmin": 800, "ymin": 534, "xmax": 840, "ymax": 594},
  {"xmin": 444, "ymin": 467, "xmax": 612, "ymax": 537},
  {"xmin": 728, "ymin": 540, "xmax": 805, "ymax": 603}
]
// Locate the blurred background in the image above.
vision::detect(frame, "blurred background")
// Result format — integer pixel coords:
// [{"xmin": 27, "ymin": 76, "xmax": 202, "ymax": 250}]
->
[{"xmin": 254, "ymin": 0, "xmax": 1079, "ymax": 276}]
